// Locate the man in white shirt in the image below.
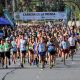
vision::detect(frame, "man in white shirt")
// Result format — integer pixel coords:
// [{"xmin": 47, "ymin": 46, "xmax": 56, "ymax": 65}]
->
[
  {"xmin": 68, "ymin": 35, "xmax": 76, "ymax": 50},
  {"xmin": 19, "ymin": 34, "xmax": 26, "ymax": 68}
]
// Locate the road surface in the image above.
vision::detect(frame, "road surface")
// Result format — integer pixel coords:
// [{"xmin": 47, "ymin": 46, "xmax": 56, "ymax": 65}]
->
[{"xmin": 0, "ymin": 49, "xmax": 80, "ymax": 80}]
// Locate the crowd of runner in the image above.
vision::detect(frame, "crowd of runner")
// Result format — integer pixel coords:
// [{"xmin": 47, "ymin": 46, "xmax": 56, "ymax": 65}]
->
[{"xmin": 0, "ymin": 24, "xmax": 80, "ymax": 69}]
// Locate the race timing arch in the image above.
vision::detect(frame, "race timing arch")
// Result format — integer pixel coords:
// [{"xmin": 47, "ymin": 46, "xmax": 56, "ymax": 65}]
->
[{"xmin": 14, "ymin": 12, "xmax": 67, "ymax": 26}]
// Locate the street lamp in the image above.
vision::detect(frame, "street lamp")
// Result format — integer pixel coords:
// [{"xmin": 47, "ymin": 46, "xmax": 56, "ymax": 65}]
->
[
  {"xmin": 56, "ymin": 1, "xmax": 59, "ymax": 11},
  {"xmin": 12, "ymin": 0, "xmax": 15, "ymax": 13}
]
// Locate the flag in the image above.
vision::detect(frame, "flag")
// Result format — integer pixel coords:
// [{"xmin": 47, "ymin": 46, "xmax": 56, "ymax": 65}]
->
[{"xmin": 3, "ymin": 9, "xmax": 15, "ymax": 27}]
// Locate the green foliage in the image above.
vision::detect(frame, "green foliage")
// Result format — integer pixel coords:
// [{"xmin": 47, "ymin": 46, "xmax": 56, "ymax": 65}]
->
[
  {"xmin": 64, "ymin": 0, "xmax": 80, "ymax": 20},
  {"xmin": 15, "ymin": 0, "xmax": 65, "ymax": 12},
  {"xmin": 75, "ymin": 10, "xmax": 80, "ymax": 20},
  {"xmin": 0, "ymin": 4, "xmax": 3, "ymax": 16}
]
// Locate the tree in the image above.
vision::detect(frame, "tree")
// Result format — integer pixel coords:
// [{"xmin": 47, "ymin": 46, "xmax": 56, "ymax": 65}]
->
[
  {"xmin": 44, "ymin": 0, "xmax": 65, "ymax": 11},
  {"xmin": 14, "ymin": 0, "xmax": 65, "ymax": 12},
  {"xmin": 0, "ymin": 4, "xmax": 3, "ymax": 16}
]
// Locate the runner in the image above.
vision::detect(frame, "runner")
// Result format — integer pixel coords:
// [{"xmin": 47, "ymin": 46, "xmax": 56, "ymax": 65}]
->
[
  {"xmin": 47, "ymin": 37, "xmax": 56, "ymax": 68},
  {"xmin": 33, "ymin": 39, "xmax": 38, "ymax": 66},
  {"xmin": 0, "ymin": 39, "xmax": 5, "ymax": 68},
  {"xmin": 60, "ymin": 36, "xmax": 70, "ymax": 64},
  {"xmin": 68, "ymin": 34, "xmax": 76, "ymax": 60},
  {"xmin": 4, "ymin": 37, "xmax": 11, "ymax": 68},
  {"xmin": 11, "ymin": 37, "xmax": 17, "ymax": 64},
  {"xmin": 38, "ymin": 37, "xmax": 46, "ymax": 69},
  {"xmin": 19, "ymin": 34, "xmax": 26, "ymax": 68},
  {"xmin": 28, "ymin": 38, "xmax": 34, "ymax": 66},
  {"xmin": 16, "ymin": 34, "xmax": 21, "ymax": 58}
]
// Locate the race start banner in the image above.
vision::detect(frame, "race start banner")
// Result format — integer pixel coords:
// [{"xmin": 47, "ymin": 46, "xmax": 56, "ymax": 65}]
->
[{"xmin": 14, "ymin": 12, "xmax": 67, "ymax": 21}]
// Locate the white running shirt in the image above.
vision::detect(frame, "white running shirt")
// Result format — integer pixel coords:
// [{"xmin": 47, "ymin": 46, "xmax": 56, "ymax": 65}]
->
[{"xmin": 68, "ymin": 37, "xmax": 75, "ymax": 46}]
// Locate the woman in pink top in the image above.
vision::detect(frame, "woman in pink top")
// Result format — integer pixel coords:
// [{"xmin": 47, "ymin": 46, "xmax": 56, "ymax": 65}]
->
[{"xmin": 16, "ymin": 35, "xmax": 21, "ymax": 58}]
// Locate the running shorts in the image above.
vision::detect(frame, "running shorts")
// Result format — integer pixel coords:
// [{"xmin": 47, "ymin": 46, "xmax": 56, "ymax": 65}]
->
[
  {"xmin": 20, "ymin": 50, "xmax": 26, "ymax": 55},
  {"xmin": 39, "ymin": 51, "xmax": 46, "ymax": 57},
  {"xmin": 13, "ymin": 51, "xmax": 17, "ymax": 54},
  {"xmin": 0, "ymin": 52, "xmax": 5, "ymax": 59},
  {"xmin": 70, "ymin": 46, "xmax": 76, "ymax": 50},
  {"xmin": 62, "ymin": 49, "xmax": 69, "ymax": 53},
  {"xmin": 5, "ymin": 51, "xmax": 10, "ymax": 59},
  {"xmin": 49, "ymin": 50, "xmax": 56, "ymax": 55},
  {"xmin": 29, "ymin": 49, "xmax": 34, "ymax": 54}
]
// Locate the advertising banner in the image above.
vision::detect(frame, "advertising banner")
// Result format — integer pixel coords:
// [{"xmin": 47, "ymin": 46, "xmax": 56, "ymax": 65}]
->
[{"xmin": 14, "ymin": 12, "xmax": 67, "ymax": 21}]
